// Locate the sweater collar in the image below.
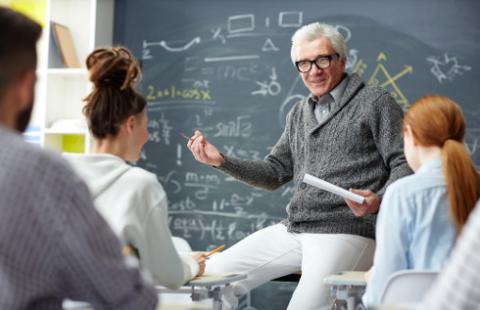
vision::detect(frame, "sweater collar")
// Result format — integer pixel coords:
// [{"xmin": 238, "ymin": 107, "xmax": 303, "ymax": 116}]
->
[{"xmin": 304, "ymin": 73, "xmax": 365, "ymax": 134}]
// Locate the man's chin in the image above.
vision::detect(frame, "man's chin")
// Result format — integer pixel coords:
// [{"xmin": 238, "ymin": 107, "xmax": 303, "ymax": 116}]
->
[{"xmin": 309, "ymin": 85, "xmax": 329, "ymax": 97}]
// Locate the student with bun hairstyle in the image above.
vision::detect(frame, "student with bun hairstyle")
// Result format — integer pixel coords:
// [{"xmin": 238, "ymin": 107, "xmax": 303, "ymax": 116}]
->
[
  {"xmin": 65, "ymin": 47, "xmax": 206, "ymax": 289},
  {"xmin": 363, "ymin": 95, "xmax": 480, "ymax": 306}
]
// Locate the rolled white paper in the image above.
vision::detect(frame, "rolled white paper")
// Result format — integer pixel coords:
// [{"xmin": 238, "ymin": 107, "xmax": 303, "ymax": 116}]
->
[{"xmin": 303, "ymin": 174, "xmax": 365, "ymax": 204}]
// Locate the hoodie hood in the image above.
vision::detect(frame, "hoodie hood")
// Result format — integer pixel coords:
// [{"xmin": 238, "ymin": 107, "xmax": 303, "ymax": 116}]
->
[{"xmin": 64, "ymin": 153, "xmax": 131, "ymax": 199}]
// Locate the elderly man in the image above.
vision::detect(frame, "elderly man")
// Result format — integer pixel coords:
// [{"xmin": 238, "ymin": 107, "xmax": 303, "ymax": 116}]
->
[
  {"xmin": 187, "ymin": 22, "xmax": 411, "ymax": 309},
  {"xmin": 0, "ymin": 7, "xmax": 157, "ymax": 309}
]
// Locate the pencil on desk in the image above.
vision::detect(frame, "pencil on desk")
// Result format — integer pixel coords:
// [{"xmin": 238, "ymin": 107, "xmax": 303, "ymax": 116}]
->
[{"xmin": 206, "ymin": 244, "xmax": 225, "ymax": 257}]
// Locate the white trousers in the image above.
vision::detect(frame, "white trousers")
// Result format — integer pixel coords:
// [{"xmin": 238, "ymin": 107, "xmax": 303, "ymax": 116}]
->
[{"xmin": 205, "ymin": 223, "xmax": 375, "ymax": 310}]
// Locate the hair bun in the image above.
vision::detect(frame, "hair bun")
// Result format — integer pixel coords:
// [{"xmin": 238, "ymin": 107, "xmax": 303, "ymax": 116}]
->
[{"xmin": 86, "ymin": 47, "xmax": 141, "ymax": 90}]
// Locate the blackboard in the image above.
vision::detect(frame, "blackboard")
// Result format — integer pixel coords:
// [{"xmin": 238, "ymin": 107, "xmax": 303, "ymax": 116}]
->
[{"xmin": 114, "ymin": 0, "xmax": 480, "ymax": 308}]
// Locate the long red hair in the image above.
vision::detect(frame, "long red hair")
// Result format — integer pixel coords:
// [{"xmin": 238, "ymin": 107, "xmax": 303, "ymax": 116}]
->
[{"xmin": 403, "ymin": 95, "xmax": 480, "ymax": 231}]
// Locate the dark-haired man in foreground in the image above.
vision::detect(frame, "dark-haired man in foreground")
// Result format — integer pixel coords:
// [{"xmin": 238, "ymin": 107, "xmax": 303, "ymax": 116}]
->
[{"xmin": 0, "ymin": 6, "xmax": 157, "ymax": 309}]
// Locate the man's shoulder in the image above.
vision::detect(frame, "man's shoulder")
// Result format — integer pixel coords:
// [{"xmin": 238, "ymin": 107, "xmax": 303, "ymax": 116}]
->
[
  {"xmin": 348, "ymin": 74, "xmax": 391, "ymax": 103},
  {"xmin": 346, "ymin": 75, "xmax": 402, "ymax": 118},
  {"xmin": 286, "ymin": 96, "xmax": 309, "ymax": 121},
  {"xmin": 0, "ymin": 128, "xmax": 78, "ymax": 185}
]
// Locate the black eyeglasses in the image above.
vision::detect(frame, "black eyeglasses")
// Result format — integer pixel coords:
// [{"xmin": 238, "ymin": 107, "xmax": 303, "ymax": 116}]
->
[{"xmin": 295, "ymin": 53, "xmax": 340, "ymax": 73}]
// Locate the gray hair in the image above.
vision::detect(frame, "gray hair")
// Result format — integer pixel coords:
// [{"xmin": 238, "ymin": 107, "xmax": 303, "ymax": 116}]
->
[{"xmin": 290, "ymin": 22, "xmax": 347, "ymax": 64}]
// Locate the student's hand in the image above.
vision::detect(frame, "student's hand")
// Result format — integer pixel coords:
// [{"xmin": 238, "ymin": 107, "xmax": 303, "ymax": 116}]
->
[
  {"xmin": 191, "ymin": 252, "xmax": 207, "ymax": 277},
  {"xmin": 345, "ymin": 189, "xmax": 380, "ymax": 217},
  {"xmin": 186, "ymin": 130, "xmax": 224, "ymax": 167}
]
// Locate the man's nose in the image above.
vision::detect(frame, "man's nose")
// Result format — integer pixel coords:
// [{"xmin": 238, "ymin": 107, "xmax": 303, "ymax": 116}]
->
[{"xmin": 310, "ymin": 63, "xmax": 324, "ymax": 75}]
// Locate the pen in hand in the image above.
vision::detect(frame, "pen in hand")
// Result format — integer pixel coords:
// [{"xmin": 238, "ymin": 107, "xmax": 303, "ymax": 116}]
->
[
  {"xmin": 206, "ymin": 244, "xmax": 225, "ymax": 257},
  {"xmin": 180, "ymin": 132, "xmax": 194, "ymax": 142},
  {"xmin": 180, "ymin": 132, "xmax": 192, "ymax": 141}
]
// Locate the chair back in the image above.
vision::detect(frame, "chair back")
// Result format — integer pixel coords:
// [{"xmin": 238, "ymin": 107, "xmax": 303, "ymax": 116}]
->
[{"xmin": 380, "ymin": 270, "xmax": 438, "ymax": 303}]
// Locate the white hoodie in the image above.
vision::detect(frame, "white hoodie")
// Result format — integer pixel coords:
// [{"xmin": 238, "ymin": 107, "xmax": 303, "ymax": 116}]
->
[{"xmin": 63, "ymin": 153, "xmax": 198, "ymax": 289}]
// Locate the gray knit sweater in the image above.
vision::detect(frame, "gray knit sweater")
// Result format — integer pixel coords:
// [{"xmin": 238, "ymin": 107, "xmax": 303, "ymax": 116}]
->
[{"xmin": 217, "ymin": 74, "xmax": 412, "ymax": 239}]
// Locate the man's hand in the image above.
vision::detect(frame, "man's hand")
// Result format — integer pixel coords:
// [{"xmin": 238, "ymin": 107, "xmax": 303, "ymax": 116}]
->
[
  {"xmin": 345, "ymin": 189, "xmax": 380, "ymax": 217},
  {"xmin": 186, "ymin": 130, "xmax": 224, "ymax": 167}
]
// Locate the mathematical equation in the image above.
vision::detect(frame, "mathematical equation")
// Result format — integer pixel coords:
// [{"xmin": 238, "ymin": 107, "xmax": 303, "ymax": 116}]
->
[{"xmin": 146, "ymin": 85, "xmax": 212, "ymax": 102}]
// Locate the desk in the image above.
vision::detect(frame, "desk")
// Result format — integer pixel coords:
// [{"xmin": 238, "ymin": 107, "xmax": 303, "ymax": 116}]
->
[
  {"xmin": 64, "ymin": 274, "xmax": 246, "ymax": 310},
  {"xmin": 324, "ymin": 271, "xmax": 367, "ymax": 310},
  {"xmin": 157, "ymin": 273, "xmax": 247, "ymax": 310}
]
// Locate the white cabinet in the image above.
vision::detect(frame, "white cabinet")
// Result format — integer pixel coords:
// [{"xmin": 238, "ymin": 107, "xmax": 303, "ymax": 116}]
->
[{"xmin": 34, "ymin": 0, "xmax": 114, "ymax": 153}]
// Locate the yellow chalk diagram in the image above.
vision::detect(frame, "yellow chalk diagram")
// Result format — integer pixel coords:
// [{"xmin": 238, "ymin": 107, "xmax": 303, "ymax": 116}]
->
[{"xmin": 353, "ymin": 52, "xmax": 412, "ymax": 110}]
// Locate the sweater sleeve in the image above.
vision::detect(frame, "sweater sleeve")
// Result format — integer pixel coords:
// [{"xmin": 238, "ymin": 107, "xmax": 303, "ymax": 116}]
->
[
  {"xmin": 137, "ymin": 182, "xmax": 198, "ymax": 289},
  {"xmin": 369, "ymin": 92, "xmax": 412, "ymax": 197},
  {"xmin": 215, "ymin": 110, "xmax": 294, "ymax": 191}
]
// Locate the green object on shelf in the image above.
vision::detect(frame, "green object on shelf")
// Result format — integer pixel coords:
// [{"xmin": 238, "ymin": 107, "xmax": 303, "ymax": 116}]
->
[{"xmin": 62, "ymin": 134, "xmax": 85, "ymax": 153}]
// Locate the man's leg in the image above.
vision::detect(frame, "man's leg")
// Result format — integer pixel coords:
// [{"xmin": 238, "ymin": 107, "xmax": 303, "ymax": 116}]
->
[
  {"xmin": 287, "ymin": 233, "xmax": 375, "ymax": 310},
  {"xmin": 205, "ymin": 223, "xmax": 302, "ymax": 306}
]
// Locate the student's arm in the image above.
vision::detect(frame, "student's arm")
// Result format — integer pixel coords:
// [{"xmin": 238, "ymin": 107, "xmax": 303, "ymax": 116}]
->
[
  {"xmin": 58, "ymin": 179, "xmax": 157, "ymax": 310},
  {"xmin": 139, "ymin": 193, "xmax": 199, "ymax": 289},
  {"xmin": 362, "ymin": 185, "xmax": 412, "ymax": 306}
]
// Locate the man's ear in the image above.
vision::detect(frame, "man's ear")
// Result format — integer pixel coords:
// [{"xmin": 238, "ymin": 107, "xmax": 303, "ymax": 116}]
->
[
  {"xmin": 15, "ymin": 70, "xmax": 36, "ymax": 110},
  {"xmin": 340, "ymin": 56, "xmax": 347, "ymax": 71}
]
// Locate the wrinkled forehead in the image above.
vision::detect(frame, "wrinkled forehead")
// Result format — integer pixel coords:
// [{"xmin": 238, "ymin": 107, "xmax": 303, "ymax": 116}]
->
[{"xmin": 295, "ymin": 37, "xmax": 335, "ymax": 61}]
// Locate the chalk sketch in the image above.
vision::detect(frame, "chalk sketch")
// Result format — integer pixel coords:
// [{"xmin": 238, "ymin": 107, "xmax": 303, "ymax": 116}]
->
[
  {"xmin": 278, "ymin": 11, "xmax": 303, "ymax": 28},
  {"xmin": 335, "ymin": 24, "xmax": 352, "ymax": 42},
  {"xmin": 368, "ymin": 52, "xmax": 412, "ymax": 110},
  {"xmin": 204, "ymin": 55, "xmax": 260, "ymax": 63},
  {"xmin": 146, "ymin": 84, "xmax": 213, "ymax": 102},
  {"xmin": 170, "ymin": 210, "xmax": 282, "ymax": 241},
  {"xmin": 278, "ymin": 74, "xmax": 305, "ymax": 127},
  {"xmin": 213, "ymin": 115, "xmax": 252, "ymax": 138},
  {"xmin": 158, "ymin": 170, "xmax": 182, "ymax": 194},
  {"xmin": 146, "ymin": 113, "xmax": 172, "ymax": 145},
  {"xmin": 176, "ymin": 144, "xmax": 182, "ymax": 166},
  {"xmin": 346, "ymin": 49, "xmax": 359, "ymax": 70},
  {"xmin": 211, "ymin": 27, "xmax": 226, "ymax": 44},
  {"xmin": 427, "ymin": 53, "xmax": 472, "ymax": 83},
  {"xmin": 251, "ymin": 67, "xmax": 281, "ymax": 97},
  {"xmin": 223, "ymin": 145, "xmax": 262, "ymax": 161},
  {"xmin": 143, "ymin": 37, "xmax": 201, "ymax": 52},
  {"xmin": 142, "ymin": 48, "xmax": 152, "ymax": 60},
  {"xmin": 465, "ymin": 128, "xmax": 480, "ymax": 157},
  {"xmin": 262, "ymin": 38, "xmax": 280, "ymax": 52},
  {"xmin": 228, "ymin": 14, "xmax": 255, "ymax": 34}
]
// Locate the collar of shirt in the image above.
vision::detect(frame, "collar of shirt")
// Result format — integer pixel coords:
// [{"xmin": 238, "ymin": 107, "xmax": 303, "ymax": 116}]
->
[
  {"xmin": 308, "ymin": 73, "xmax": 349, "ymax": 108},
  {"xmin": 416, "ymin": 158, "xmax": 442, "ymax": 175}
]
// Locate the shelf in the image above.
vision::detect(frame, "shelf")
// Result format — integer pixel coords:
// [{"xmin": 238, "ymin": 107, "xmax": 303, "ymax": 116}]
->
[
  {"xmin": 36, "ymin": 0, "xmax": 113, "ymax": 154},
  {"xmin": 44, "ymin": 128, "xmax": 88, "ymax": 135},
  {"xmin": 44, "ymin": 132, "xmax": 88, "ymax": 154},
  {"xmin": 47, "ymin": 68, "xmax": 88, "ymax": 77}
]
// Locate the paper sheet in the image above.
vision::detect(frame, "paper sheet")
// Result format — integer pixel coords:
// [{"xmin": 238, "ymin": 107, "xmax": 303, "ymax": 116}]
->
[{"xmin": 303, "ymin": 174, "xmax": 365, "ymax": 204}]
